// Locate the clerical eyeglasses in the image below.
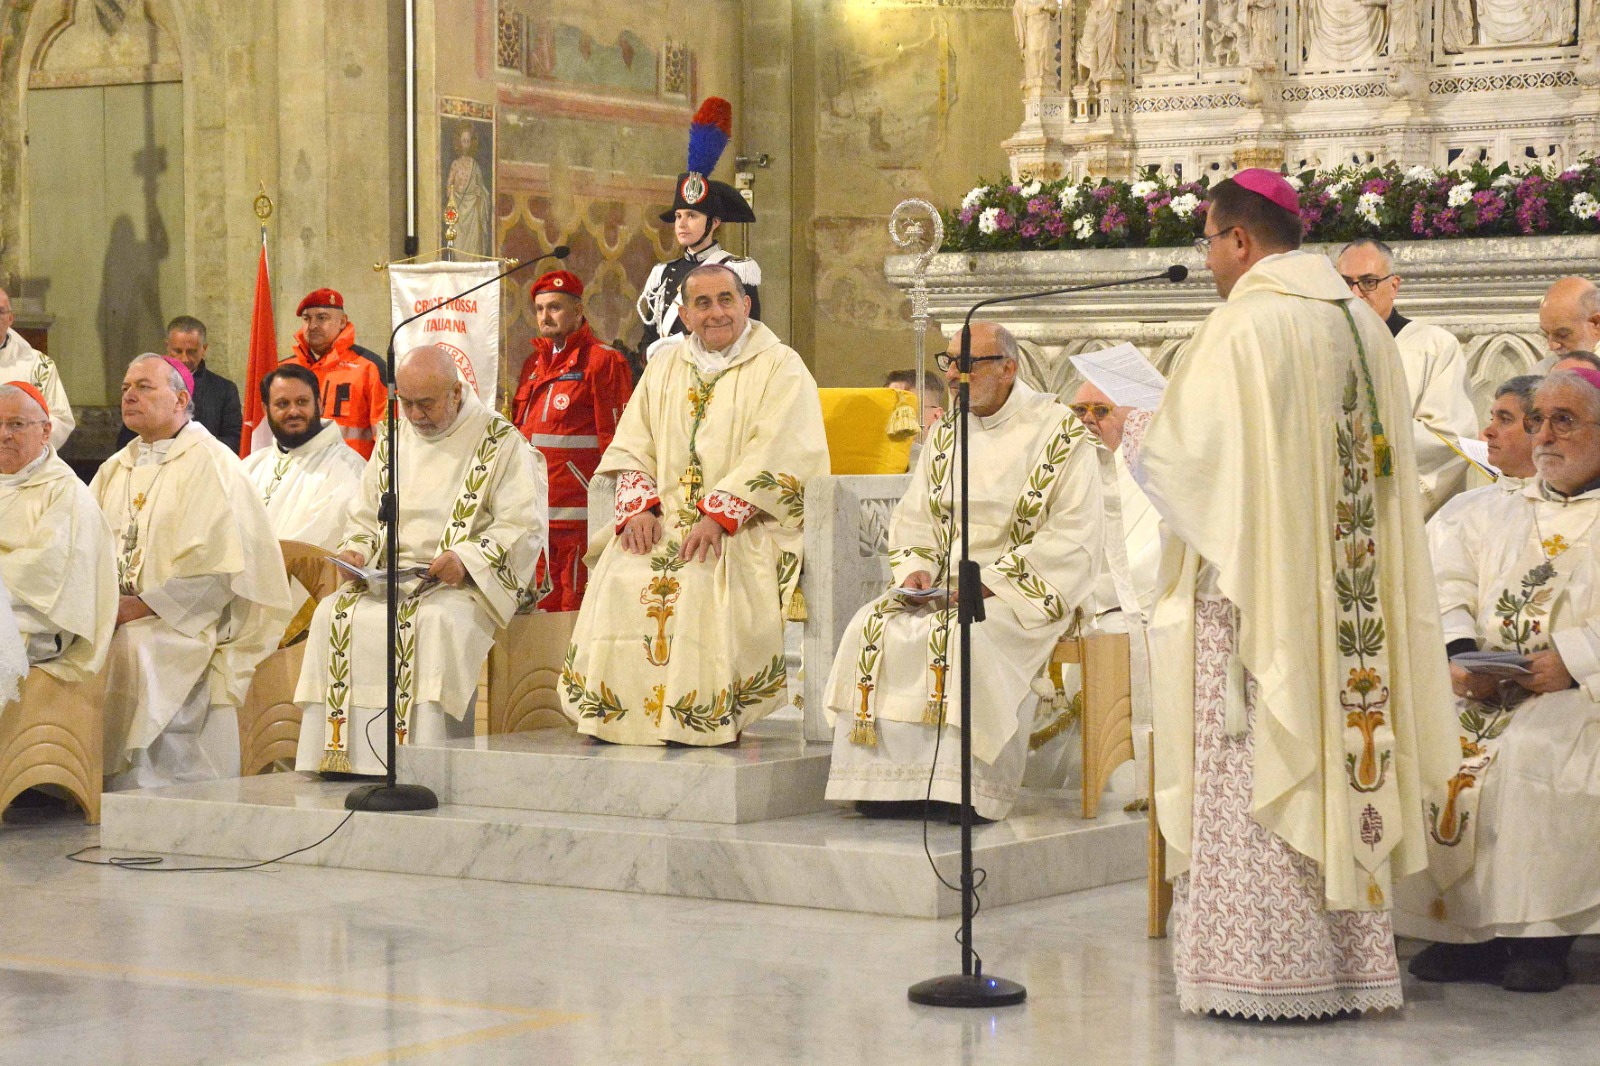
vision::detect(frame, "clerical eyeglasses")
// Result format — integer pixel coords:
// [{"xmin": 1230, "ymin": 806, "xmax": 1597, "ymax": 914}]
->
[
  {"xmin": 1067, "ymin": 403, "xmax": 1114, "ymax": 420},
  {"xmin": 1524, "ymin": 411, "xmax": 1600, "ymax": 437},
  {"xmin": 933, "ymin": 353, "xmax": 1005, "ymax": 372},
  {"xmin": 1192, "ymin": 226, "xmax": 1240, "ymax": 254},
  {"xmin": 0, "ymin": 418, "xmax": 45, "ymax": 434},
  {"xmin": 1340, "ymin": 273, "xmax": 1395, "ymax": 294}
]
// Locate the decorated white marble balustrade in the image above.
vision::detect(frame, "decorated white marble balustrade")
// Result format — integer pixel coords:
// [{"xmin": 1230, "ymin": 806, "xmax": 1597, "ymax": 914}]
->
[{"xmin": 887, "ymin": 235, "xmax": 1593, "ymax": 417}]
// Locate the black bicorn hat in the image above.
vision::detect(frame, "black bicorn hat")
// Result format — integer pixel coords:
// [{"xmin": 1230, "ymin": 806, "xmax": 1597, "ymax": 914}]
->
[{"xmin": 659, "ymin": 96, "xmax": 756, "ymax": 225}]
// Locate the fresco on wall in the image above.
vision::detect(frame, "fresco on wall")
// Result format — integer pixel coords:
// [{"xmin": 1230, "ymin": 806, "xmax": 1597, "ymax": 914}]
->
[{"xmin": 440, "ymin": 98, "xmax": 495, "ymax": 258}]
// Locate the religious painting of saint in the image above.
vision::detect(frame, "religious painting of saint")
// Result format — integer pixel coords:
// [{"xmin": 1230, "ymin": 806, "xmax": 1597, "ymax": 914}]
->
[{"xmin": 441, "ymin": 113, "xmax": 495, "ymax": 258}]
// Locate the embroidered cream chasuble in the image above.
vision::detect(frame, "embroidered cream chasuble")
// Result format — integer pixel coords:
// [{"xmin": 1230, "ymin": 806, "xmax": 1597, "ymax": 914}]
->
[
  {"xmin": 241, "ymin": 420, "xmax": 367, "ymax": 550},
  {"xmin": 0, "ymin": 328, "xmax": 74, "ymax": 448},
  {"xmin": 1138, "ymin": 250, "xmax": 1460, "ymax": 913},
  {"xmin": 294, "ymin": 392, "xmax": 547, "ymax": 768},
  {"xmin": 90, "ymin": 423, "xmax": 291, "ymax": 767},
  {"xmin": 821, "ymin": 381, "xmax": 1103, "ymax": 765},
  {"xmin": 561, "ymin": 321, "xmax": 828, "ymax": 745},
  {"xmin": 1401, "ymin": 478, "xmax": 1600, "ymax": 930},
  {"xmin": 1395, "ymin": 319, "xmax": 1479, "ymax": 518},
  {"xmin": 0, "ymin": 448, "xmax": 116, "ymax": 682}
]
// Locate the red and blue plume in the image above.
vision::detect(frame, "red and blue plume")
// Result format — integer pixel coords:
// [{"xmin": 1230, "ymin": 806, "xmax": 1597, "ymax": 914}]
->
[{"xmin": 686, "ymin": 96, "xmax": 733, "ymax": 176}]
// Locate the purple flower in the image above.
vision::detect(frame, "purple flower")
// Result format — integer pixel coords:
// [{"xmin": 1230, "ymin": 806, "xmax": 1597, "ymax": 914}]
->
[
  {"xmin": 1410, "ymin": 203, "xmax": 1430, "ymax": 236},
  {"xmin": 1092, "ymin": 185, "xmax": 1117, "ymax": 202},
  {"xmin": 1044, "ymin": 217, "xmax": 1068, "ymax": 238},
  {"xmin": 1517, "ymin": 195, "xmax": 1550, "ymax": 234},
  {"xmin": 1019, "ymin": 220, "xmax": 1041, "ymax": 238},
  {"xmin": 958, "ymin": 208, "xmax": 976, "ymax": 225},
  {"xmin": 1100, "ymin": 204, "xmax": 1128, "ymax": 233},
  {"xmin": 1147, "ymin": 195, "xmax": 1172, "ymax": 217},
  {"xmin": 1362, "ymin": 178, "xmax": 1391, "ymax": 196},
  {"xmin": 1472, "ymin": 190, "xmax": 1505, "ymax": 224},
  {"xmin": 1026, "ymin": 196, "xmax": 1051, "ymax": 215},
  {"xmin": 1434, "ymin": 208, "xmax": 1461, "ymax": 236},
  {"xmin": 994, "ymin": 209, "xmax": 1015, "ymax": 232}
]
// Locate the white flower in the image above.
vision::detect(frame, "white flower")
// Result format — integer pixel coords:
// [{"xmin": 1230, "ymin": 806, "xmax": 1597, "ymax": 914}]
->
[
  {"xmin": 1019, "ymin": 179, "xmax": 1042, "ymax": 198},
  {"xmin": 1325, "ymin": 180, "xmax": 1350, "ymax": 198},
  {"xmin": 1058, "ymin": 185, "xmax": 1082, "ymax": 210},
  {"xmin": 1447, "ymin": 181, "xmax": 1476, "ymax": 208},
  {"xmin": 1357, "ymin": 191, "xmax": 1384, "ymax": 226},
  {"xmin": 1564, "ymin": 163, "xmax": 1587, "ymax": 177},
  {"xmin": 978, "ymin": 207, "xmax": 1002, "ymax": 234},
  {"xmin": 961, "ymin": 185, "xmax": 989, "ymax": 212},
  {"xmin": 1403, "ymin": 165, "xmax": 1437, "ymax": 184},
  {"xmin": 1073, "ymin": 214, "xmax": 1096, "ymax": 240},
  {"xmin": 1284, "ymin": 175, "xmax": 1304, "ymax": 191},
  {"xmin": 1169, "ymin": 192, "xmax": 1201, "ymax": 219},
  {"xmin": 1572, "ymin": 192, "xmax": 1600, "ymax": 220},
  {"xmin": 1493, "ymin": 173, "xmax": 1520, "ymax": 189},
  {"xmin": 1129, "ymin": 179, "xmax": 1160, "ymax": 199}
]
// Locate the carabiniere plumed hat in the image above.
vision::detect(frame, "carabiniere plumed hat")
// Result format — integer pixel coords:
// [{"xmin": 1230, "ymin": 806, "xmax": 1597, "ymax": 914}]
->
[{"xmin": 659, "ymin": 97, "xmax": 756, "ymax": 225}]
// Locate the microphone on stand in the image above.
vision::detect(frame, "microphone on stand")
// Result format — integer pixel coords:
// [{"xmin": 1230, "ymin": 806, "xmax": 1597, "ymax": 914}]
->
[
  {"xmin": 908, "ymin": 263, "xmax": 1189, "ymax": 1009},
  {"xmin": 345, "ymin": 244, "xmax": 571, "ymax": 814}
]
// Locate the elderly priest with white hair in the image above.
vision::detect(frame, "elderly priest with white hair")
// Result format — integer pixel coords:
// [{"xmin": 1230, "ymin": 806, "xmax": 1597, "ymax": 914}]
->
[
  {"xmin": 92, "ymin": 355, "xmax": 291, "ymax": 789},
  {"xmin": 0, "ymin": 380, "xmax": 115, "ymax": 678},
  {"xmin": 1400, "ymin": 365, "xmax": 1600, "ymax": 993},
  {"xmin": 241, "ymin": 362, "xmax": 366, "ymax": 549},
  {"xmin": 823, "ymin": 321, "xmax": 1104, "ymax": 821},
  {"xmin": 294, "ymin": 345, "xmax": 547, "ymax": 774}
]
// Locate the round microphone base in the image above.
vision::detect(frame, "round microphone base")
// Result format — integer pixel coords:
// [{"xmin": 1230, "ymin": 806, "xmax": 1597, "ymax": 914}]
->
[
  {"xmin": 344, "ymin": 782, "xmax": 440, "ymax": 812},
  {"xmin": 907, "ymin": 973, "xmax": 1027, "ymax": 1009}
]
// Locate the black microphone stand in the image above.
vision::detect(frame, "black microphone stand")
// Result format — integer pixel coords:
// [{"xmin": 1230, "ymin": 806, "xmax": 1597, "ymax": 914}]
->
[
  {"xmin": 909, "ymin": 265, "xmax": 1187, "ymax": 1008},
  {"xmin": 346, "ymin": 246, "xmax": 570, "ymax": 813}
]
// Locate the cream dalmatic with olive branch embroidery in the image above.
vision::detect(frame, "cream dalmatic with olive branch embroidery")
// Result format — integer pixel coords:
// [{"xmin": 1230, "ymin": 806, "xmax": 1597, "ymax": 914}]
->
[
  {"xmin": 821, "ymin": 380, "xmax": 1104, "ymax": 820},
  {"xmin": 560, "ymin": 321, "xmax": 828, "ymax": 746}
]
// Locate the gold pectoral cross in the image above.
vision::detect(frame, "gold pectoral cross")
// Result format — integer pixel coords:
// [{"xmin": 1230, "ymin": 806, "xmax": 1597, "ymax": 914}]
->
[{"xmin": 678, "ymin": 464, "xmax": 703, "ymax": 494}]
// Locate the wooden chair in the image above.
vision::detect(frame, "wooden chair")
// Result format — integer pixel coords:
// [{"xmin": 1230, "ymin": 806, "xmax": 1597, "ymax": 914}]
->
[
  {"xmin": 0, "ymin": 667, "xmax": 107, "ymax": 824},
  {"xmin": 236, "ymin": 541, "xmax": 339, "ymax": 775},
  {"xmin": 1049, "ymin": 628, "xmax": 1134, "ymax": 819},
  {"xmin": 486, "ymin": 609, "xmax": 579, "ymax": 734}
]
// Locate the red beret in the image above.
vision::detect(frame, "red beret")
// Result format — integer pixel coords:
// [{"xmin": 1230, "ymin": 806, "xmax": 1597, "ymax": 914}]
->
[
  {"xmin": 530, "ymin": 270, "xmax": 584, "ymax": 299},
  {"xmin": 297, "ymin": 288, "xmax": 345, "ymax": 317},
  {"xmin": 3, "ymin": 379, "xmax": 48, "ymax": 416}
]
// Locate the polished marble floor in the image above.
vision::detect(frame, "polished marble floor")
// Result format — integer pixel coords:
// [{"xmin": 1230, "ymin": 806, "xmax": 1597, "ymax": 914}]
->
[{"xmin": 1, "ymin": 815, "xmax": 1597, "ymax": 1066}]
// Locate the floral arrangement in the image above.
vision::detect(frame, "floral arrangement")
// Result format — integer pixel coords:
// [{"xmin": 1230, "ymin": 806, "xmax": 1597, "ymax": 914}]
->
[{"xmin": 943, "ymin": 159, "xmax": 1600, "ymax": 253}]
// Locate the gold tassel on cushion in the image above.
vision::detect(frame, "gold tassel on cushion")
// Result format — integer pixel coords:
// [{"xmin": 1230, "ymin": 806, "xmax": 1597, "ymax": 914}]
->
[
  {"xmin": 887, "ymin": 392, "xmax": 920, "ymax": 441},
  {"xmin": 785, "ymin": 586, "xmax": 808, "ymax": 622}
]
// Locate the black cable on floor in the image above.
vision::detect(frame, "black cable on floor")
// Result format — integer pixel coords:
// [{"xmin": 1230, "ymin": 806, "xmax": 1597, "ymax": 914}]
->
[{"xmin": 65, "ymin": 809, "xmax": 356, "ymax": 873}]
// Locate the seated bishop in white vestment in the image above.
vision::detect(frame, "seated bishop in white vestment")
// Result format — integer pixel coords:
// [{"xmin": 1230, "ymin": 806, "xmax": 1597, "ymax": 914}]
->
[
  {"xmin": 560, "ymin": 266, "xmax": 828, "ymax": 746},
  {"xmin": 0, "ymin": 382, "xmax": 115, "ymax": 683},
  {"xmin": 1398, "ymin": 368, "xmax": 1600, "ymax": 992},
  {"xmin": 823, "ymin": 323, "xmax": 1104, "ymax": 821},
  {"xmin": 295, "ymin": 347, "xmax": 547, "ymax": 774},
  {"xmin": 92, "ymin": 355, "xmax": 291, "ymax": 789}
]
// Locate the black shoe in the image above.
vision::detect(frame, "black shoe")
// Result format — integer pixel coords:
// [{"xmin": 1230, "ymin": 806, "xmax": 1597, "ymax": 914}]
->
[
  {"xmin": 944, "ymin": 804, "xmax": 996, "ymax": 826},
  {"xmin": 854, "ymin": 800, "xmax": 931, "ymax": 819},
  {"xmin": 1407, "ymin": 940, "xmax": 1508, "ymax": 983},
  {"xmin": 1502, "ymin": 937, "xmax": 1575, "ymax": 993}
]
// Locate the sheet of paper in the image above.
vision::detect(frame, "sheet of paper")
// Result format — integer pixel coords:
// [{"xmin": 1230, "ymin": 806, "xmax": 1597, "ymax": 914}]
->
[
  {"xmin": 328, "ymin": 557, "xmax": 431, "ymax": 585},
  {"xmin": 1430, "ymin": 428, "xmax": 1498, "ymax": 477},
  {"xmin": 1069, "ymin": 343, "xmax": 1168, "ymax": 411}
]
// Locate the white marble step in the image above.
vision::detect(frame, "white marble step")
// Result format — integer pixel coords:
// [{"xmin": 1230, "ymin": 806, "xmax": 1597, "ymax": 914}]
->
[
  {"xmin": 399, "ymin": 721, "xmax": 830, "ymax": 824},
  {"xmin": 99, "ymin": 774, "xmax": 1148, "ymax": 918}
]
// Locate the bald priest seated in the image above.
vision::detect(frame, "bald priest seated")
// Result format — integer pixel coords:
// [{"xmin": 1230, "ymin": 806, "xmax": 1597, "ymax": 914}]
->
[
  {"xmin": 823, "ymin": 322, "xmax": 1104, "ymax": 822},
  {"xmin": 0, "ymin": 381, "xmax": 116, "ymax": 682},
  {"xmin": 294, "ymin": 345, "xmax": 548, "ymax": 775},
  {"xmin": 1399, "ymin": 366, "xmax": 1600, "ymax": 994}
]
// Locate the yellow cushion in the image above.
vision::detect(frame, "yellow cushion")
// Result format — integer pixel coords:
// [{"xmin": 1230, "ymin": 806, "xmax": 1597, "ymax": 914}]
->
[{"xmin": 819, "ymin": 388, "xmax": 917, "ymax": 475}]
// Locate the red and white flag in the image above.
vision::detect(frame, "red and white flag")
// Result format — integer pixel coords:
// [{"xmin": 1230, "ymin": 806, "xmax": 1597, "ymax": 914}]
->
[{"xmin": 240, "ymin": 236, "xmax": 277, "ymax": 457}]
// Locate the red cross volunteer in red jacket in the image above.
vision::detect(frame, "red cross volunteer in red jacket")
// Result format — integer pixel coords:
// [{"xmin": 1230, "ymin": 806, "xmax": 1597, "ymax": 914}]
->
[{"xmin": 512, "ymin": 270, "xmax": 634, "ymax": 611}]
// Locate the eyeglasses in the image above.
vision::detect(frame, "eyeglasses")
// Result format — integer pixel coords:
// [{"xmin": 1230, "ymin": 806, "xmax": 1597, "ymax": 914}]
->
[
  {"xmin": 1068, "ymin": 403, "xmax": 1114, "ymax": 420},
  {"xmin": 0, "ymin": 418, "xmax": 45, "ymax": 434},
  {"xmin": 934, "ymin": 353, "xmax": 1006, "ymax": 372},
  {"xmin": 1192, "ymin": 226, "xmax": 1239, "ymax": 254},
  {"xmin": 1340, "ymin": 273, "xmax": 1395, "ymax": 293},
  {"xmin": 1524, "ymin": 411, "xmax": 1600, "ymax": 437}
]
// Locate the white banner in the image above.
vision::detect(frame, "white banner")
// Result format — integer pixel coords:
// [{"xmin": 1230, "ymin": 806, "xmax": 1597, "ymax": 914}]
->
[{"xmin": 388, "ymin": 261, "xmax": 501, "ymax": 405}]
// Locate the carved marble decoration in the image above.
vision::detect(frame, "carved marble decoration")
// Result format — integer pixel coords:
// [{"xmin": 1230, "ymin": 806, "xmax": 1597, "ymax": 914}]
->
[
  {"xmin": 1303, "ymin": 0, "xmax": 1389, "ymax": 68},
  {"xmin": 1445, "ymin": 0, "xmax": 1578, "ymax": 51},
  {"xmin": 1142, "ymin": 0, "xmax": 1197, "ymax": 74},
  {"xmin": 1077, "ymin": 0, "xmax": 1126, "ymax": 86},
  {"xmin": 1245, "ymin": 0, "xmax": 1279, "ymax": 70},
  {"xmin": 1015, "ymin": 0, "xmax": 1061, "ymax": 94},
  {"xmin": 1579, "ymin": 0, "xmax": 1600, "ymax": 86},
  {"xmin": 1206, "ymin": 0, "xmax": 1250, "ymax": 65}
]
